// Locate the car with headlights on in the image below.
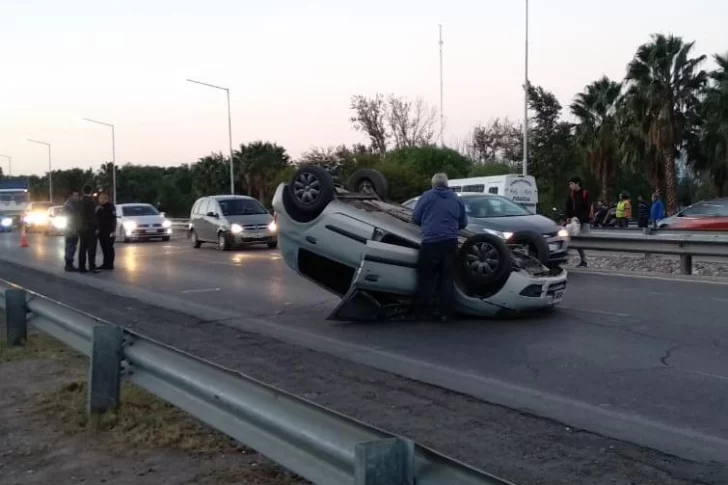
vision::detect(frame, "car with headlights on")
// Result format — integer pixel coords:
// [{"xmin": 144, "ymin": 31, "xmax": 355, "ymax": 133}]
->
[
  {"xmin": 188, "ymin": 195, "xmax": 278, "ymax": 251},
  {"xmin": 402, "ymin": 193, "xmax": 570, "ymax": 266},
  {"xmin": 45, "ymin": 206, "xmax": 68, "ymax": 236},
  {"xmin": 116, "ymin": 203, "xmax": 172, "ymax": 243},
  {"xmin": 22, "ymin": 201, "xmax": 53, "ymax": 232},
  {"xmin": 0, "ymin": 214, "xmax": 13, "ymax": 232},
  {"xmin": 273, "ymin": 166, "xmax": 567, "ymax": 321}
]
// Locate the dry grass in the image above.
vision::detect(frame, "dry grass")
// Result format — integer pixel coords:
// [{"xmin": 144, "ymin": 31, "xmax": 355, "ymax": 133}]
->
[{"xmin": 0, "ymin": 330, "xmax": 81, "ymax": 364}]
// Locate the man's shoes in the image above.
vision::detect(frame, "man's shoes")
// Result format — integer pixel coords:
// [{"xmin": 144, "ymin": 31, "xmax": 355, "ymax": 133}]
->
[
  {"xmin": 64, "ymin": 266, "xmax": 78, "ymax": 272},
  {"xmin": 577, "ymin": 261, "xmax": 587, "ymax": 268},
  {"xmin": 98, "ymin": 265, "xmax": 114, "ymax": 271}
]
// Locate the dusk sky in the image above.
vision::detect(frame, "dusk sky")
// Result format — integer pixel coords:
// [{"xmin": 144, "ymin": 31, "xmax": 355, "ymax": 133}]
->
[{"xmin": 1, "ymin": 0, "xmax": 726, "ymax": 176}]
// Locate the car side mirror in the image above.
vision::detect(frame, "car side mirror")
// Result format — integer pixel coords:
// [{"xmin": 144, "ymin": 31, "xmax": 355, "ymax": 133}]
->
[
  {"xmin": 160, "ymin": 212, "xmax": 166, "ymax": 217},
  {"xmin": 206, "ymin": 212, "xmax": 218, "ymax": 218}
]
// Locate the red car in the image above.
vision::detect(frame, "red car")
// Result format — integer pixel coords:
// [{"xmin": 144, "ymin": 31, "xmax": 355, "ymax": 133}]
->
[{"xmin": 658, "ymin": 198, "xmax": 728, "ymax": 231}]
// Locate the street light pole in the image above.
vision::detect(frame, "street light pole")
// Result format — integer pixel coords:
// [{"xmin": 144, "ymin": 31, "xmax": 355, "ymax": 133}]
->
[
  {"xmin": 83, "ymin": 118, "xmax": 117, "ymax": 205},
  {"xmin": 187, "ymin": 78, "xmax": 235, "ymax": 195},
  {"xmin": 0, "ymin": 154, "xmax": 10, "ymax": 176},
  {"xmin": 523, "ymin": 0, "xmax": 529, "ymax": 176},
  {"xmin": 439, "ymin": 24, "xmax": 444, "ymax": 147},
  {"xmin": 26, "ymin": 139, "xmax": 52, "ymax": 202}
]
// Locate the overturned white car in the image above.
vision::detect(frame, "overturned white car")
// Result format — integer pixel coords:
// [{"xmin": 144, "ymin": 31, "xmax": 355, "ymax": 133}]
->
[{"xmin": 272, "ymin": 166, "xmax": 567, "ymax": 321}]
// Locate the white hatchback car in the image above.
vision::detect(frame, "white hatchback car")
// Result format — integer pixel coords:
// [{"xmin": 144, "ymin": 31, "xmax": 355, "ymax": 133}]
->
[
  {"xmin": 272, "ymin": 166, "xmax": 568, "ymax": 321},
  {"xmin": 116, "ymin": 203, "xmax": 172, "ymax": 243}
]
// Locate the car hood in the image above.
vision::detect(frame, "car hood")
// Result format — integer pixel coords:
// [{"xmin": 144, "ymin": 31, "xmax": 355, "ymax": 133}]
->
[
  {"xmin": 466, "ymin": 214, "xmax": 561, "ymax": 235},
  {"xmin": 225, "ymin": 214, "xmax": 273, "ymax": 225}
]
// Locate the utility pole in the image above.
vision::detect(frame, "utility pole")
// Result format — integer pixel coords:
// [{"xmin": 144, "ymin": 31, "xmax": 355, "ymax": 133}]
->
[
  {"xmin": 439, "ymin": 24, "xmax": 445, "ymax": 147},
  {"xmin": 523, "ymin": 0, "xmax": 529, "ymax": 176}
]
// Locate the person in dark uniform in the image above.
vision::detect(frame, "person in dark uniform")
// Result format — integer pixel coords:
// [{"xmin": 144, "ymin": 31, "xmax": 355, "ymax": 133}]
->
[
  {"xmin": 96, "ymin": 192, "xmax": 117, "ymax": 270},
  {"xmin": 78, "ymin": 185, "xmax": 99, "ymax": 273},
  {"xmin": 63, "ymin": 190, "xmax": 81, "ymax": 272}
]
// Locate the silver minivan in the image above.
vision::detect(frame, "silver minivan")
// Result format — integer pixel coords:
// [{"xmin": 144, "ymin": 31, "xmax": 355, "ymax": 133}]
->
[{"xmin": 189, "ymin": 195, "xmax": 278, "ymax": 251}]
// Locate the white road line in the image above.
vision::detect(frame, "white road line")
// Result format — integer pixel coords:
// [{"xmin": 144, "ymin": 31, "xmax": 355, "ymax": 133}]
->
[
  {"xmin": 180, "ymin": 287, "xmax": 221, "ymax": 294},
  {"xmin": 559, "ymin": 306, "xmax": 630, "ymax": 318},
  {"xmin": 570, "ymin": 268, "xmax": 728, "ymax": 286}
]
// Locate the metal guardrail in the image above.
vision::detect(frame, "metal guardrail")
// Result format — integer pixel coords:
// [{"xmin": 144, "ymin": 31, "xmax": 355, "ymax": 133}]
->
[
  {"xmin": 0, "ymin": 282, "xmax": 515, "ymax": 485},
  {"xmin": 570, "ymin": 229, "xmax": 728, "ymax": 274},
  {"xmin": 169, "ymin": 218, "xmax": 189, "ymax": 229}
]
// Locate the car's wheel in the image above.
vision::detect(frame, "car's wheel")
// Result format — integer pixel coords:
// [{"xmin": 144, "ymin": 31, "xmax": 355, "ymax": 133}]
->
[
  {"xmin": 457, "ymin": 234, "xmax": 512, "ymax": 295},
  {"xmin": 508, "ymin": 230, "xmax": 550, "ymax": 265},
  {"xmin": 267, "ymin": 241, "xmax": 278, "ymax": 249},
  {"xmin": 161, "ymin": 236, "xmax": 171, "ymax": 242},
  {"xmin": 191, "ymin": 230, "xmax": 202, "ymax": 248},
  {"xmin": 282, "ymin": 165, "xmax": 335, "ymax": 223},
  {"xmin": 346, "ymin": 168, "xmax": 389, "ymax": 200},
  {"xmin": 217, "ymin": 232, "xmax": 230, "ymax": 251}
]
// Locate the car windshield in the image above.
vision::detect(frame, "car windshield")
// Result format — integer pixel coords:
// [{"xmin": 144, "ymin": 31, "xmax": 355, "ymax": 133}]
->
[
  {"xmin": 122, "ymin": 205, "xmax": 159, "ymax": 217},
  {"xmin": 218, "ymin": 199, "xmax": 268, "ymax": 216},
  {"xmin": 462, "ymin": 195, "xmax": 531, "ymax": 218},
  {"xmin": 680, "ymin": 200, "xmax": 728, "ymax": 217}
]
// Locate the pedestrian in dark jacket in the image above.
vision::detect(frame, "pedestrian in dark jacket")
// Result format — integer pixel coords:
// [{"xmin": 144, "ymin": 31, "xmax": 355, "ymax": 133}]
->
[
  {"xmin": 412, "ymin": 173, "xmax": 468, "ymax": 322},
  {"xmin": 637, "ymin": 196, "xmax": 650, "ymax": 228},
  {"xmin": 649, "ymin": 193, "xmax": 666, "ymax": 228},
  {"xmin": 62, "ymin": 190, "xmax": 81, "ymax": 271},
  {"xmin": 96, "ymin": 192, "xmax": 117, "ymax": 270},
  {"xmin": 564, "ymin": 177, "xmax": 592, "ymax": 267},
  {"xmin": 78, "ymin": 185, "xmax": 99, "ymax": 273}
]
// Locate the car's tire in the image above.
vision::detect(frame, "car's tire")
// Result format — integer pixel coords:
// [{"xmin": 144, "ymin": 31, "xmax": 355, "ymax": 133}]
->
[
  {"xmin": 346, "ymin": 168, "xmax": 389, "ymax": 200},
  {"xmin": 267, "ymin": 241, "xmax": 278, "ymax": 249},
  {"xmin": 191, "ymin": 230, "xmax": 202, "ymax": 248},
  {"xmin": 161, "ymin": 236, "xmax": 171, "ymax": 242},
  {"xmin": 283, "ymin": 165, "xmax": 335, "ymax": 223},
  {"xmin": 217, "ymin": 232, "xmax": 230, "ymax": 251},
  {"xmin": 508, "ymin": 230, "xmax": 550, "ymax": 265},
  {"xmin": 457, "ymin": 234, "xmax": 512, "ymax": 294}
]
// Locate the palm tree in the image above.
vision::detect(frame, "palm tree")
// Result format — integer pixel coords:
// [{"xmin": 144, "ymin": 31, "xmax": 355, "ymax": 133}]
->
[
  {"xmin": 571, "ymin": 76, "xmax": 622, "ymax": 202},
  {"xmin": 235, "ymin": 141, "xmax": 291, "ymax": 204},
  {"xmin": 696, "ymin": 54, "xmax": 728, "ymax": 195},
  {"xmin": 625, "ymin": 34, "xmax": 707, "ymax": 214}
]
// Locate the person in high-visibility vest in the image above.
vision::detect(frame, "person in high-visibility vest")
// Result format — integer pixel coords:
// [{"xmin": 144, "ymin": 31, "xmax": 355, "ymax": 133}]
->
[{"xmin": 615, "ymin": 192, "xmax": 632, "ymax": 228}]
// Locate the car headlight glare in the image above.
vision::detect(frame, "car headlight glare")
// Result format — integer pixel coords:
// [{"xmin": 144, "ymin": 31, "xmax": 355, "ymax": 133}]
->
[
  {"xmin": 557, "ymin": 229, "xmax": 569, "ymax": 238},
  {"xmin": 122, "ymin": 221, "xmax": 137, "ymax": 231},
  {"xmin": 483, "ymin": 228, "xmax": 513, "ymax": 240},
  {"xmin": 230, "ymin": 223, "xmax": 243, "ymax": 234},
  {"xmin": 162, "ymin": 219, "xmax": 172, "ymax": 229},
  {"xmin": 1, "ymin": 218, "xmax": 11, "ymax": 227},
  {"xmin": 268, "ymin": 221, "xmax": 277, "ymax": 232},
  {"xmin": 53, "ymin": 217, "xmax": 68, "ymax": 229}
]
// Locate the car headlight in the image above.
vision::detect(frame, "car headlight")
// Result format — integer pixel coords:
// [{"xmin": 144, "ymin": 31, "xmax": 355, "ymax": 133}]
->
[
  {"xmin": 557, "ymin": 229, "xmax": 569, "ymax": 238},
  {"xmin": 268, "ymin": 221, "xmax": 277, "ymax": 232},
  {"xmin": 53, "ymin": 217, "xmax": 68, "ymax": 230},
  {"xmin": 483, "ymin": 228, "xmax": 513, "ymax": 240},
  {"xmin": 123, "ymin": 221, "xmax": 137, "ymax": 231},
  {"xmin": 162, "ymin": 219, "xmax": 172, "ymax": 229},
  {"xmin": 230, "ymin": 223, "xmax": 243, "ymax": 234},
  {"xmin": 1, "ymin": 218, "xmax": 11, "ymax": 227}
]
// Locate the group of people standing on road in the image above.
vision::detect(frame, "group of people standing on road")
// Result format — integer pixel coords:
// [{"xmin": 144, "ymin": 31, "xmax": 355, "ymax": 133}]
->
[{"xmin": 62, "ymin": 185, "xmax": 117, "ymax": 273}]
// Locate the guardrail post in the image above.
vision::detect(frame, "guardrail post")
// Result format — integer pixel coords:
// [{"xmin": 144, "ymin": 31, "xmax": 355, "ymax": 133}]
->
[
  {"xmin": 680, "ymin": 255, "xmax": 693, "ymax": 275},
  {"xmin": 355, "ymin": 438, "xmax": 414, "ymax": 485},
  {"xmin": 4, "ymin": 289, "xmax": 27, "ymax": 347},
  {"xmin": 87, "ymin": 325, "xmax": 123, "ymax": 415}
]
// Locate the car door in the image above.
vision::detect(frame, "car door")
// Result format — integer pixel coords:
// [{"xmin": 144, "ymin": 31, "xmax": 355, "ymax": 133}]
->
[{"xmin": 203, "ymin": 199, "xmax": 221, "ymax": 241}]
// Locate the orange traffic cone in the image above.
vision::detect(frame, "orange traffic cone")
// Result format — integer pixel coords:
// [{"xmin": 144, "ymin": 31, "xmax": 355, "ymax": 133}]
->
[{"xmin": 20, "ymin": 225, "xmax": 29, "ymax": 248}]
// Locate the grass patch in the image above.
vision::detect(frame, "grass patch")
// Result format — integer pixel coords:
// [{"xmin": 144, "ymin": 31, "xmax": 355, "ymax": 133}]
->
[
  {"xmin": 0, "ymin": 331, "xmax": 81, "ymax": 364},
  {"xmin": 35, "ymin": 379, "xmax": 246, "ymax": 456}
]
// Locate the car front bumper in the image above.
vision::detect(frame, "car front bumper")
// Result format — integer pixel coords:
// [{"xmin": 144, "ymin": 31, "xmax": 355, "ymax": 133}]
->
[
  {"xmin": 125, "ymin": 228, "xmax": 173, "ymax": 239},
  {"xmin": 231, "ymin": 233, "xmax": 278, "ymax": 245}
]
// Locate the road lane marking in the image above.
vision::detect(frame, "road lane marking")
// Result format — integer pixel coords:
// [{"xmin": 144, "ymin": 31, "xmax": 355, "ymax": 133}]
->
[
  {"xmin": 180, "ymin": 287, "xmax": 221, "ymax": 294},
  {"xmin": 559, "ymin": 306, "xmax": 630, "ymax": 318},
  {"xmin": 569, "ymin": 268, "xmax": 728, "ymax": 286}
]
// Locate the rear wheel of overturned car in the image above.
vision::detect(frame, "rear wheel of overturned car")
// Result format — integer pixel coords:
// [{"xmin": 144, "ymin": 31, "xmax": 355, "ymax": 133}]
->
[
  {"xmin": 346, "ymin": 168, "xmax": 389, "ymax": 200},
  {"xmin": 508, "ymin": 230, "xmax": 550, "ymax": 265},
  {"xmin": 283, "ymin": 165, "xmax": 335, "ymax": 223},
  {"xmin": 457, "ymin": 234, "xmax": 512, "ymax": 295}
]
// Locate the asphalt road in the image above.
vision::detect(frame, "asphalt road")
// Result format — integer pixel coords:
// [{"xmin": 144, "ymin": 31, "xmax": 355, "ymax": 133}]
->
[{"xmin": 2, "ymin": 231, "xmax": 728, "ymax": 466}]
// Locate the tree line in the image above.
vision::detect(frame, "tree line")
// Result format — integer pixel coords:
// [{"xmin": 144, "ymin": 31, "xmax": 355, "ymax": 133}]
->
[{"xmin": 2, "ymin": 33, "xmax": 725, "ymax": 217}]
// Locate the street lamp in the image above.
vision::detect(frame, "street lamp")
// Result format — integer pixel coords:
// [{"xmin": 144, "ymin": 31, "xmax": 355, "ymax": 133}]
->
[
  {"xmin": 26, "ymin": 139, "xmax": 53, "ymax": 202},
  {"xmin": 83, "ymin": 118, "xmax": 117, "ymax": 205},
  {"xmin": 0, "ymin": 154, "xmax": 10, "ymax": 176},
  {"xmin": 187, "ymin": 78, "xmax": 235, "ymax": 195},
  {"xmin": 523, "ymin": 0, "xmax": 529, "ymax": 176}
]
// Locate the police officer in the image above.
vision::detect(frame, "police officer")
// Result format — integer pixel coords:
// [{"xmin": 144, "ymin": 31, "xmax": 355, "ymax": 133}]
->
[
  {"xmin": 96, "ymin": 192, "xmax": 117, "ymax": 270},
  {"xmin": 78, "ymin": 185, "xmax": 99, "ymax": 273},
  {"xmin": 63, "ymin": 190, "xmax": 81, "ymax": 272}
]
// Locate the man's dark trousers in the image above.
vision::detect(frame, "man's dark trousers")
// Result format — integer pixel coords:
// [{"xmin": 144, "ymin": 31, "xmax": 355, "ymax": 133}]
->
[
  {"xmin": 98, "ymin": 232, "xmax": 115, "ymax": 268},
  {"xmin": 78, "ymin": 228, "xmax": 98, "ymax": 271},
  {"xmin": 64, "ymin": 234, "xmax": 79, "ymax": 268},
  {"xmin": 414, "ymin": 239, "xmax": 458, "ymax": 318}
]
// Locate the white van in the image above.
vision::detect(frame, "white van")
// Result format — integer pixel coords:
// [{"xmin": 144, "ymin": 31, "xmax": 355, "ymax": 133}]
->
[{"xmin": 447, "ymin": 175, "xmax": 539, "ymax": 213}]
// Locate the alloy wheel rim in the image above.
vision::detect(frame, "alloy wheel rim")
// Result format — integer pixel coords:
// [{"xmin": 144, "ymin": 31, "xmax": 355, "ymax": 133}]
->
[
  {"xmin": 466, "ymin": 242, "xmax": 499, "ymax": 275},
  {"xmin": 293, "ymin": 172, "xmax": 321, "ymax": 205}
]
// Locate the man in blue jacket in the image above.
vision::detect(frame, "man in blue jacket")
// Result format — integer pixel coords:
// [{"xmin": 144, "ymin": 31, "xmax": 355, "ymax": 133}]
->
[
  {"xmin": 649, "ymin": 192, "xmax": 666, "ymax": 228},
  {"xmin": 412, "ymin": 173, "xmax": 468, "ymax": 322}
]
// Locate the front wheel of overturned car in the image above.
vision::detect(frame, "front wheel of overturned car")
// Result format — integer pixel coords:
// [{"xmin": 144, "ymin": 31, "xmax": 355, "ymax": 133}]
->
[
  {"xmin": 508, "ymin": 230, "xmax": 550, "ymax": 265},
  {"xmin": 457, "ymin": 234, "xmax": 512, "ymax": 295},
  {"xmin": 283, "ymin": 165, "xmax": 335, "ymax": 223},
  {"xmin": 346, "ymin": 168, "xmax": 389, "ymax": 200}
]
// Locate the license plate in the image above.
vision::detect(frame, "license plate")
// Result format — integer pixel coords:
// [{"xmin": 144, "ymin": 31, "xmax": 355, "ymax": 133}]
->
[
  {"xmin": 250, "ymin": 232, "xmax": 265, "ymax": 239},
  {"xmin": 549, "ymin": 243, "xmax": 560, "ymax": 251},
  {"xmin": 553, "ymin": 290, "xmax": 564, "ymax": 301}
]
